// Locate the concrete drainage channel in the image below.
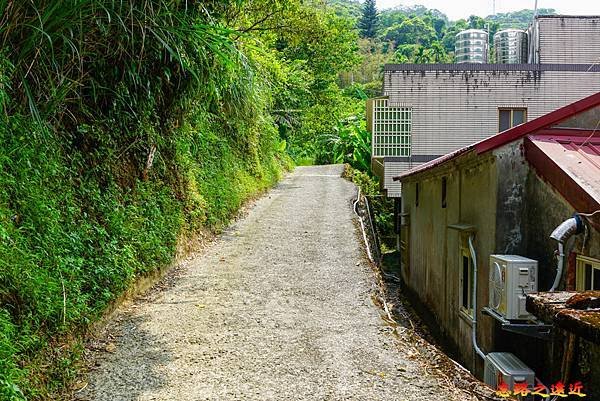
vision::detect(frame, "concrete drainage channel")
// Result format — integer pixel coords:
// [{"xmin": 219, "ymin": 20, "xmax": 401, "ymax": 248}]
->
[{"xmin": 352, "ymin": 188, "xmax": 503, "ymax": 401}]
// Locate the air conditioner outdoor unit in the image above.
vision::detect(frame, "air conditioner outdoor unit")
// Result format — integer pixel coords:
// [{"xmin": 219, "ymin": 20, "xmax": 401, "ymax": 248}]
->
[
  {"xmin": 484, "ymin": 352, "xmax": 535, "ymax": 391},
  {"xmin": 489, "ymin": 255, "xmax": 538, "ymax": 321}
]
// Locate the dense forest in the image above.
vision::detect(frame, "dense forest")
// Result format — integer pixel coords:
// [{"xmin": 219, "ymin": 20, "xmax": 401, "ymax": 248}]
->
[{"xmin": 0, "ymin": 1, "xmax": 551, "ymax": 399}]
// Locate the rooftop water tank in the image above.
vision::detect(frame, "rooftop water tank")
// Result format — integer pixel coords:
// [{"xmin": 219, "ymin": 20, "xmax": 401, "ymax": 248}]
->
[
  {"xmin": 494, "ymin": 29, "xmax": 528, "ymax": 64},
  {"xmin": 455, "ymin": 29, "xmax": 489, "ymax": 64}
]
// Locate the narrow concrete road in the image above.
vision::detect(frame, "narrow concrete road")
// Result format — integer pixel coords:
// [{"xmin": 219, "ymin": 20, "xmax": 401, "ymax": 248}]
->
[{"xmin": 79, "ymin": 165, "xmax": 459, "ymax": 401}]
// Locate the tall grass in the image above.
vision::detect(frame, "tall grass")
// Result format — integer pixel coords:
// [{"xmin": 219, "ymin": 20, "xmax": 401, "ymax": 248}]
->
[
  {"xmin": 0, "ymin": 1, "xmax": 289, "ymax": 399},
  {"xmin": 0, "ymin": 1, "xmax": 242, "ymax": 122}
]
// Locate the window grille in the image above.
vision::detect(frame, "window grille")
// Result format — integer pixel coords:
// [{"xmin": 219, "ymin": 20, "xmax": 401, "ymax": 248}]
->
[{"xmin": 372, "ymin": 98, "xmax": 412, "ymax": 157}]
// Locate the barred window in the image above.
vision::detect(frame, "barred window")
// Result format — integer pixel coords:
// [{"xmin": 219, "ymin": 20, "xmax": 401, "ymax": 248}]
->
[{"xmin": 372, "ymin": 98, "xmax": 412, "ymax": 157}]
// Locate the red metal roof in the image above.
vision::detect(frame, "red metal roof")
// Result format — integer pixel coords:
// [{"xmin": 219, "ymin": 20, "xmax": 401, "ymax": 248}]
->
[
  {"xmin": 475, "ymin": 92, "xmax": 600, "ymax": 154},
  {"xmin": 394, "ymin": 91, "xmax": 600, "ymax": 181},
  {"xmin": 525, "ymin": 132, "xmax": 600, "ymax": 213},
  {"xmin": 390, "ymin": 146, "xmax": 475, "ymax": 181}
]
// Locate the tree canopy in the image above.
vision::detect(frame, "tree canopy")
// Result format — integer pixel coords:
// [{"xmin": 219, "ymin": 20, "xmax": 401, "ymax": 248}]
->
[{"xmin": 358, "ymin": 0, "xmax": 379, "ymax": 38}]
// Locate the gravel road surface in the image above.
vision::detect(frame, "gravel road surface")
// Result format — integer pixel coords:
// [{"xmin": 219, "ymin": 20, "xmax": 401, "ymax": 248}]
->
[{"xmin": 78, "ymin": 165, "xmax": 463, "ymax": 401}]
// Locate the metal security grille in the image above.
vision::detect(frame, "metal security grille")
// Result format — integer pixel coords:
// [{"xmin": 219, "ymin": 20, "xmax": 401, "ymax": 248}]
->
[{"xmin": 372, "ymin": 98, "xmax": 412, "ymax": 157}]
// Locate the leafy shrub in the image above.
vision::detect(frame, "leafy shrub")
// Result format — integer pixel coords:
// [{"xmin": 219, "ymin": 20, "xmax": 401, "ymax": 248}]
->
[
  {"xmin": 0, "ymin": 1, "xmax": 290, "ymax": 398},
  {"xmin": 345, "ymin": 168, "xmax": 395, "ymax": 250},
  {"xmin": 319, "ymin": 115, "xmax": 371, "ymax": 172}
]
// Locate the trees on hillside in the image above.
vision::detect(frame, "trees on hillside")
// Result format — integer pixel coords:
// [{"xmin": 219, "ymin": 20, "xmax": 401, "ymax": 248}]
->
[
  {"xmin": 358, "ymin": 0, "xmax": 379, "ymax": 38},
  {"xmin": 383, "ymin": 17, "xmax": 437, "ymax": 46},
  {"xmin": 338, "ymin": 1, "xmax": 556, "ymax": 65},
  {"xmin": 394, "ymin": 41, "xmax": 450, "ymax": 64},
  {"xmin": 488, "ymin": 8, "xmax": 556, "ymax": 29}
]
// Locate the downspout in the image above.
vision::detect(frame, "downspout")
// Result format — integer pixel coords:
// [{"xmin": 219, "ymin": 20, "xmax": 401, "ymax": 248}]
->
[
  {"xmin": 468, "ymin": 234, "xmax": 486, "ymax": 360},
  {"xmin": 549, "ymin": 215, "xmax": 584, "ymax": 292}
]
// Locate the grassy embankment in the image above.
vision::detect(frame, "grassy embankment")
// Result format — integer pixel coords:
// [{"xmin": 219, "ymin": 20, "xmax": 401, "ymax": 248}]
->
[{"xmin": 0, "ymin": 2, "xmax": 290, "ymax": 399}]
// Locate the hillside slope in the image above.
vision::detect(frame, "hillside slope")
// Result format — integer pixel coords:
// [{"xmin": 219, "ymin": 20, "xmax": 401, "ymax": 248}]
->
[{"xmin": 0, "ymin": 2, "xmax": 293, "ymax": 399}]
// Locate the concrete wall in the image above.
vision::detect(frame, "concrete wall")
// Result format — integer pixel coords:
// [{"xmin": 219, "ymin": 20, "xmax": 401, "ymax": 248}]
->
[
  {"xmin": 401, "ymin": 152, "xmax": 498, "ymax": 373},
  {"xmin": 379, "ymin": 65, "xmax": 600, "ymax": 197},
  {"xmin": 493, "ymin": 140, "xmax": 529, "ymax": 256},
  {"xmin": 531, "ymin": 16, "xmax": 600, "ymax": 64},
  {"xmin": 400, "ymin": 137, "xmax": 600, "ymax": 390},
  {"xmin": 556, "ymin": 104, "xmax": 600, "ymax": 129}
]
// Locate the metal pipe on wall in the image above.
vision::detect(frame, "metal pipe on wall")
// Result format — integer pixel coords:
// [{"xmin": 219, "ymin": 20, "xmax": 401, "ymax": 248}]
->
[
  {"xmin": 549, "ymin": 215, "xmax": 584, "ymax": 291},
  {"xmin": 468, "ymin": 234, "xmax": 486, "ymax": 360}
]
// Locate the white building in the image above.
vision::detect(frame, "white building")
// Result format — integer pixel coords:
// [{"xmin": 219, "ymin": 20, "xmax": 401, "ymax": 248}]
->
[
  {"xmin": 369, "ymin": 63, "xmax": 600, "ymax": 197},
  {"xmin": 369, "ymin": 15, "xmax": 600, "ymax": 198},
  {"xmin": 528, "ymin": 15, "xmax": 600, "ymax": 64}
]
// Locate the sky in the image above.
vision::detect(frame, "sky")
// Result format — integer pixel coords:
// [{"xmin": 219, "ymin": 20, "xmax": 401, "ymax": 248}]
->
[{"xmin": 375, "ymin": 0, "xmax": 600, "ymax": 21}]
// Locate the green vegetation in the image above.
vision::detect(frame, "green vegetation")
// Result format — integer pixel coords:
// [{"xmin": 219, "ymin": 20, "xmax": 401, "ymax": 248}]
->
[
  {"xmin": 0, "ymin": 0, "xmax": 558, "ymax": 398},
  {"xmin": 336, "ymin": 3, "xmax": 556, "ymax": 70},
  {"xmin": 489, "ymin": 8, "xmax": 556, "ymax": 29},
  {"xmin": 327, "ymin": 2, "xmax": 557, "ymax": 250},
  {"xmin": 345, "ymin": 167, "xmax": 395, "ymax": 249},
  {"xmin": 0, "ymin": 1, "xmax": 362, "ymax": 398},
  {"xmin": 358, "ymin": 0, "xmax": 380, "ymax": 39},
  {"xmin": 329, "ymin": 2, "xmax": 558, "ymax": 166}
]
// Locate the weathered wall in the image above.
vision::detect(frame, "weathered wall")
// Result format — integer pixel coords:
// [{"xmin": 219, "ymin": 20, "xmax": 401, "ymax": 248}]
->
[
  {"xmin": 493, "ymin": 140, "xmax": 529, "ymax": 255},
  {"xmin": 524, "ymin": 169, "xmax": 600, "ymax": 396},
  {"xmin": 556, "ymin": 104, "xmax": 600, "ymax": 129},
  {"xmin": 401, "ymin": 138, "xmax": 600, "ymax": 384},
  {"xmin": 401, "ymin": 152, "xmax": 498, "ymax": 374},
  {"xmin": 525, "ymin": 173, "xmax": 600, "ymax": 294},
  {"xmin": 491, "ymin": 140, "xmax": 552, "ymax": 385},
  {"xmin": 380, "ymin": 65, "xmax": 600, "ymax": 196},
  {"xmin": 531, "ymin": 16, "xmax": 600, "ymax": 64}
]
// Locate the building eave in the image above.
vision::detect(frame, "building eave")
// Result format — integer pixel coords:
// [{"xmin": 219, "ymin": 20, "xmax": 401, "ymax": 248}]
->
[
  {"xmin": 383, "ymin": 63, "xmax": 600, "ymax": 73},
  {"xmin": 524, "ymin": 133, "xmax": 600, "ymax": 217}
]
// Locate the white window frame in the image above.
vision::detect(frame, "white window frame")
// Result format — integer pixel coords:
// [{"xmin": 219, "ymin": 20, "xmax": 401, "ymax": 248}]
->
[
  {"xmin": 576, "ymin": 255, "xmax": 600, "ymax": 291},
  {"xmin": 371, "ymin": 98, "xmax": 412, "ymax": 158}
]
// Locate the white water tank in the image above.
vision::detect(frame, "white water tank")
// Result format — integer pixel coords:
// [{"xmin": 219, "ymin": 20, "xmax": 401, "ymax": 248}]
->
[
  {"xmin": 494, "ymin": 29, "xmax": 528, "ymax": 64},
  {"xmin": 455, "ymin": 29, "xmax": 489, "ymax": 63}
]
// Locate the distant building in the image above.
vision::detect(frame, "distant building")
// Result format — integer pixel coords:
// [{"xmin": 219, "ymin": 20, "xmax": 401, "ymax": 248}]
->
[
  {"xmin": 528, "ymin": 15, "xmax": 600, "ymax": 64},
  {"xmin": 394, "ymin": 93, "xmax": 600, "ymax": 395},
  {"xmin": 368, "ymin": 63, "xmax": 600, "ymax": 197}
]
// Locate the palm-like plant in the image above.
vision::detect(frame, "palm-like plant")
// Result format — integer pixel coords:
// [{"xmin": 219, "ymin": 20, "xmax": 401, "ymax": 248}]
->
[{"xmin": 322, "ymin": 116, "xmax": 371, "ymax": 172}]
